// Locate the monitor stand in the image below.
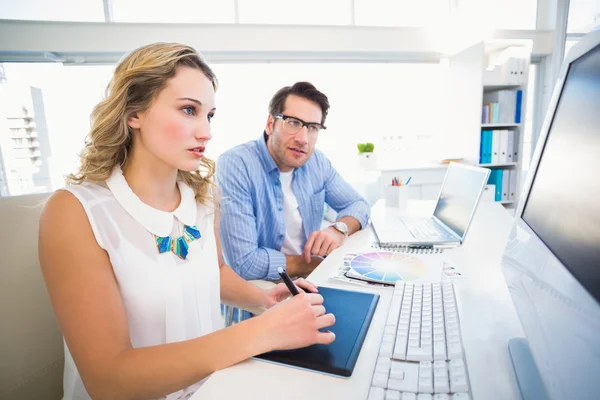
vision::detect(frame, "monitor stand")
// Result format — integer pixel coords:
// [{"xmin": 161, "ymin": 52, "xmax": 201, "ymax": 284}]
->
[{"xmin": 508, "ymin": 338, "xmax": 550, "ymax": 400}]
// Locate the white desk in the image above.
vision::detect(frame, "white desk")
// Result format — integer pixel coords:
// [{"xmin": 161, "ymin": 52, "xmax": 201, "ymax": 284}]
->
[{"xmin": 192, "ymin": 200, "xmax": 525, "ymax": 400}]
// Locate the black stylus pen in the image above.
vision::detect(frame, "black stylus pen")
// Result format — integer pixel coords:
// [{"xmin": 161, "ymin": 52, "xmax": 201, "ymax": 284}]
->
[{"xmin": 278, "ymin": 267, "xmax": 300, "ymax": 296}]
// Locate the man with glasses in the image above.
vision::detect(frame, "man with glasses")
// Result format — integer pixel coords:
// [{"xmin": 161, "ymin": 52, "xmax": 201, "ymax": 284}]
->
[{"xmin": 216, "ymin": 82, "xmax": 370, "ymax": 280}]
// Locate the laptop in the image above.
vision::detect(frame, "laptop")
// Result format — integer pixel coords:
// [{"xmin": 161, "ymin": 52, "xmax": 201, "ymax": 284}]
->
[{"xmin": 372, "ymin": 162, "xmax": 490, "ymax": 248}]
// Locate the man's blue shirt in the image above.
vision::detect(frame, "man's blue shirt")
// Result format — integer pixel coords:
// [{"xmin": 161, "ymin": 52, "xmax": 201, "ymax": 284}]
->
[{"xmin": 216, "ymin": 135, "xmax": 370, "ymax": 280}]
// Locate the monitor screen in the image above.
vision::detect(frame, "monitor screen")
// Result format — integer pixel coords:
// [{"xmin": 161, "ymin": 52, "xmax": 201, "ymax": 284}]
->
[
  {"xmin": 522, "ymin": 43, "xmax": 600, "ymax": 304},
  {"xmin": 433, "ymin": 164, "xmax": 489, "ymax": 239}
]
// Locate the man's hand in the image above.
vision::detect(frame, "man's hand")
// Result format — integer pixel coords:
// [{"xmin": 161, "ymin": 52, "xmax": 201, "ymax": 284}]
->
[
  {"xmin": 303, "ymin": 227, "xmax": 345, "ymax": 263},
  {"xmin": 285, "ymin": 255, "xmax": 323, "ymax": 278}
]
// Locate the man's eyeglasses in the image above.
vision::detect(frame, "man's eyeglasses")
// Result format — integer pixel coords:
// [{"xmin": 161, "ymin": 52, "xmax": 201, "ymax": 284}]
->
[{"xmin": 275, "ymin": 114, "xmax": 327, "ymax": 135}]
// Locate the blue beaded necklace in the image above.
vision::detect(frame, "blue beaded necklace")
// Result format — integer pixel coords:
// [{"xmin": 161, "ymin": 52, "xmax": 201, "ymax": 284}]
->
[{"xmin": 155, "ymin": 224, "xmax": 201, "ymax": 260}]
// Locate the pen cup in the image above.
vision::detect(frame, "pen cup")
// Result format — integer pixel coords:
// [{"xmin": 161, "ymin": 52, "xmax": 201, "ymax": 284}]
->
[{"xmin": 385, "ymin": 185, "xmax": 409, "ymax": 210}]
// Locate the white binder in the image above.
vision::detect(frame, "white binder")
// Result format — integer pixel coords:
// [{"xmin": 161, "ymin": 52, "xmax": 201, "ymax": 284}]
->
[
  {"xmin": 517, "ymin": 58, "xmax": 528, "ymax": 85},
  {"xmin": 499, "ymin": 130, "xmax": 509, "ymax": 164},
  {"xmin": 506, "ymin": 130, "xmax": 515, "ymax": 163},
  {"xmin": 509, "ymin": 169, "xmax": 518, "ymax": 201},
  {"xmin": 492, "ymin": 130, "xmax": 500, "ymax": 164},
  {"xmin": 511, "ymin": 58, "xmax": 519, "ymax": 85},
  {"xmin": 512, "ymin": 131, "xmax": 519, "ymax": 162},
  {"xmin": 502, "ymin": 169, "xmax": 510, "ymax": 201}
]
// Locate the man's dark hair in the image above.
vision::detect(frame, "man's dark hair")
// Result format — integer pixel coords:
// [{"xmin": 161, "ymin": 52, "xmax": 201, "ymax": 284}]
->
[{"xmin": 268, "ymin": 82, "xmax": 330, "ymax": 125}]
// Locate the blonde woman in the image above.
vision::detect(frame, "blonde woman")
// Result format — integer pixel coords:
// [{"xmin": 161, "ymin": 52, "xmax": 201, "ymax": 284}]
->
[{"xmin": 39, "ymin": 43, "xmax": 335, "ymax": 400}]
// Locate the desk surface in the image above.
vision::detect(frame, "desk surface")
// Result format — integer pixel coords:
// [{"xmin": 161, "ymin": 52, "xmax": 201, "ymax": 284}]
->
[{"xmin": 192, "ymin": 201, "xmax": 525, "ymax": 400}]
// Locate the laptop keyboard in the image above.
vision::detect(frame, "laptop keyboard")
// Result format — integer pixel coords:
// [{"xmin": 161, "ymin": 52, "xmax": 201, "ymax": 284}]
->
[
  {"xmin": 367, "ymin": 281, "xmax": 471, "ymax": 400},
  {"xmin": 401, "ymin": 218, "xmax": 450, "ymax": 240}
]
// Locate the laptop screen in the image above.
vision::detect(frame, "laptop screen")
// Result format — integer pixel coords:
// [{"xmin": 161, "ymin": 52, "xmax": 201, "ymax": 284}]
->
[{"xmin": 433, "ymin": 164, "xmax": 490, "ymax": 239}]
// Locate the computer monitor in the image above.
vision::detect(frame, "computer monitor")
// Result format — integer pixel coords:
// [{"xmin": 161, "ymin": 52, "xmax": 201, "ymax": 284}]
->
[{"xmin": 502, "ymin": 30, "xmax": 600, "ymax": 400}]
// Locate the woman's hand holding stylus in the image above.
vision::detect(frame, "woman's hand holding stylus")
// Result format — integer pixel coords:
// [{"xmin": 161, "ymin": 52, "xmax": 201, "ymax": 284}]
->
[{"xmin": 257, "ymin": 293, "xmax": 336, "ymax": 351}]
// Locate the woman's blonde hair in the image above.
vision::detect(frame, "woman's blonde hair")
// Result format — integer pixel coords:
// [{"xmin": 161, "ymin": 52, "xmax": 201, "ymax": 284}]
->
[{"xmin": 67, "ymin": 42, "xmax": 219, "ymax": 207}]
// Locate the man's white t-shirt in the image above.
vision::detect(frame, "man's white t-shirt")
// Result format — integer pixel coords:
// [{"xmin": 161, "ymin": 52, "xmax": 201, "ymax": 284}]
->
[{"xmin": 279, "ymin": 170, "xmax": 305, "ymax": 255}]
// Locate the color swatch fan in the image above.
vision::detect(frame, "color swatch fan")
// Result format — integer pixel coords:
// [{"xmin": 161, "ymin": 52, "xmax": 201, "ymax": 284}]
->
[{"xmin": 344, "ymin": 251, "xmax": 443, "ymax": 285}]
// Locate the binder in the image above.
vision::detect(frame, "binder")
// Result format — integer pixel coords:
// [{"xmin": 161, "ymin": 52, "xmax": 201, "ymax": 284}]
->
[
  {"xmin": 501, "ymin": 58, "xmax": 516, "ymax": 84},
  {"xmin": 481, "ymin": 130, "xmax": 492, "ymax": 164},
  {"xmin": 513, "ymin": 131, "xmax": 519, "ymax": 162},
  {"xmin": 518, "ymin": 58, "xmax": 526, "ymax": 84},
  {"xmin": 483, "ymin": 89, "xmax": 521, "ymax": 124},
  {"xmin": 506, "ymin": 131, "xmax": 515, "ymax": 163},
  {"xmin": 479, "ymin": 131, "xmax": 485, "ymax": 163},
  {"xmin": 502, "ymin": 169, "xmax": 510, "ymax": 201},
  {"xmin": 498, "ymin": 130, "xmax": 508, "ymax": 164},
  {"xmin": 492, "ymin": 102, "xmax": 499, "ymax": 123},
  {"xmin": 491, "ymin": 130, "xmax": 500, "ymax": 164},
  {"xmin": 487, "ymin": 169, "xmax": 503, "ymax": 201},
  {"xmin": 509, "ymin": 169, "xmax": 518, "ymax": 201},
  {"xmin": 482, "ymin": 104, "xmax": 491, "ymax": 124},
  {"xmin": 496, "ymin": 170, "xmax": 503, "ymax": 201},
  {"xmin": 500, "ymin": 92, "xmax": 509, "ymax": 123},
  {"xmin": 515, "ymin": 90, "xmax": 523, "ymax": 123},
  {"xmin": 486, "ymin": 130, "xmax": 493, "ymax": 163},
  {"xmin": 512, "ymin": 58, "xmax": 520, "ymax": 85},
  {"xmin": 486, "ymin": 102, "xmax": 498, "ymax": 124}
]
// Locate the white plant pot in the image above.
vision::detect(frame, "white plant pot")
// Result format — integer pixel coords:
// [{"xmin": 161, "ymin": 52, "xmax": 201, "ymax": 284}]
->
[{"xmin": 358, "ymin": 152, "xmax": 377, "ymax": 170}]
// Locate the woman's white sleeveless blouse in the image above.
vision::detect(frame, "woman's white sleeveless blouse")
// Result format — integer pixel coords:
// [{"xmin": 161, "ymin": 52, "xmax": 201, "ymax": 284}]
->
[{"xmin": 60, "ymin": 167, "xmax": 223, "ymax": 400}]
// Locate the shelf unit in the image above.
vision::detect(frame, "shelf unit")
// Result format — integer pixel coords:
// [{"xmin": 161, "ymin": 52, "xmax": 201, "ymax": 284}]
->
[
  {"xmin": 482, "ymin": 84, "xmax": 521, "ymax": 90},
  {"xmin": 446, "ymin": 41, "xmax": 530, "ymax": 210},
  {"xmin": 478, "ymin": 162, "xmax": 518, "ymax": 167},
  {"xmin": 481, "ymin": 123, "xmax": 521, "ymax": 128}
]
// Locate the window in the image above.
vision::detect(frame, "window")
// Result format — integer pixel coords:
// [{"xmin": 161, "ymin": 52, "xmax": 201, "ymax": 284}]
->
[
  {"xmin": 568, "ymin": 0, "xmax": 600, "ymax": 34},
  {"xmin": 0, "ymin": 0, "xmax": 549, "ymax": 28},
  {"xmin": 0, "ymin": 0, "xmax": 104, "ymax": 22},
  {"xmin": 354, "ymin": 0, "xmax": 449, "ymax": 27},
  {"xmin": 454, "ymin": 0, "xmax": 538, "ymax": 30},
  {"xmin": 111, "ymin": 0, "xmax": 236, "ymax": 23},
  {"xmin": 208, "ymin": 63, "xmax": 446, "ymax": 174},
  {"xmin": 0, "ymin": 61, "xmax": 444, "ymax": 196},
  {"xmin": 0, "ymin": 63, "xmax": 113, "ymax": 196},
  {"xmin": 237, "ymin": 0, "xmax": 352, "ymax": 25}
]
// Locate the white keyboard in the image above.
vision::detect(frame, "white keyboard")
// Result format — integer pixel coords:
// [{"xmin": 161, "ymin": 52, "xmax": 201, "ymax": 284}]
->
[
  {"xmin": 401, "ymin": 219, "xmax": 450, "ymax": 240},
  {"xmin": 367, "ymin": 281, "xmax": 471, "ymax": 400}
]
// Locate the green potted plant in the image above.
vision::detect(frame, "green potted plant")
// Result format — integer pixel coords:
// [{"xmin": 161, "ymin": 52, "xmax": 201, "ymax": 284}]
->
[{"xmin": 357, "ymin": 142, "xmax": 376, "ymax": 170}]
